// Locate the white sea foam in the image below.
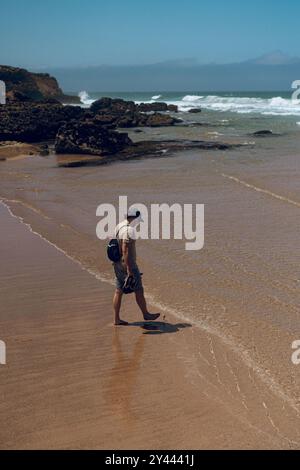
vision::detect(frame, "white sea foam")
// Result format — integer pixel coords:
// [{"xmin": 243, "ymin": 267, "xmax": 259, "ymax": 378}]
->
[
  {"xmin": 169, "ymin": 95, "xmax": 300, "ymax": 116},
  {"xmin": 182, "ymin": 95, "xmax": 204, "ymax": 102},
  {"xmin": 78, "ymin": 90, "xmax": 95, "ymax": 106},
  {"xmin": 151, "ymin": 95, "xmax": 162, "ymax": 100},
  {"xmin": 207, "ymin": 131, "xmax": 223, "ymax": 136},
  {"xmin": 221, "ymin": 173, "xmax": 300, "ymax": 208}
]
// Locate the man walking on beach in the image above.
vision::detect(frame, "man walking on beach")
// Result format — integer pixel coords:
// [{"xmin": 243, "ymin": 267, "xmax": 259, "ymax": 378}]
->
[{"xmin": 113, "ymin": 208, "xmax": 160, "ymax": 326}]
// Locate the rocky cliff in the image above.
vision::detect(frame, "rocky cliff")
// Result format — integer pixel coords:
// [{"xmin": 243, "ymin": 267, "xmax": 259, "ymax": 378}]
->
[{"xmin": 0, "ymin": 65, "xmax": 79, "ymax": 103}]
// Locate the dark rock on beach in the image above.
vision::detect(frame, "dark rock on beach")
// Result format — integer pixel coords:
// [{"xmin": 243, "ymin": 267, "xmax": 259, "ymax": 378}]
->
[
  {"xmin": 55, "ymin": 120, "xmax": 132, "ymax": 155},
  {"xmin": 0, "ymin": 101, "xmax": 85, "ymax": 142},
  {"xmin": 137, "ymin": 102, "xmax": 169, "ymax": 112},
  {"xmin": 167, "ymin": 104, "xmax": 179, "ymax": 113},
  {"xmin": 252, "ymin": 130, "xmax": 276, "ymax": 136},
  {"xmin": 0, "ymin": 65, "xmax": 80, "ymax": 103},
  {"xmin": 188, "ymin": 108, "xmax": 202, "ymax": 113},
  {"xmin": 57, "ymin": 139, "xmax": 237, "ymax": 168},
  {"xmin": 144, "ymin": 113, "xmax": 178, "ymax": 127},
  {"xmin": 0, "ymin": 96, "xmax": 178, "ymax": 145},
  {"xmin": 90, "ymin": 97, "xmax": 136, "ymax": 115},
  {"xmin": 90, "ymin": 97, "xmax": 180, "ymax": 128},
  {"xmin": 137, "ymin": 102, "xmax": 178, "ymax": 113},
  {"xmin": 90, "ymin": 98, "xmax": 178, "ymax": 115}
]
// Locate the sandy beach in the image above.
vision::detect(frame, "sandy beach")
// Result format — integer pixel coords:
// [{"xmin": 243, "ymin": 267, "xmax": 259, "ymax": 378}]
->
[
  {"xmin": 0, "ymin": 203, "xmax": 266, "ymax": 449},
  {"xmin": 0, "ymin": 124, "xmax": 300, "ymax": 449},
  {"xmin": 0, "ymin": 201, "xmax": 297, "ymax": 450}
]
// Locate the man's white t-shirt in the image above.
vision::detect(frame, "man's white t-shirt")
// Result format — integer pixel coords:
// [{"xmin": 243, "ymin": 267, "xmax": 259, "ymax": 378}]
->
[
  {"xmin": 115, "ymin": 220, "xmax": 137, "ymax": 264},
  {"xmin": 115, "ymin": 220, "xmax": 135, "ymax": 242}
]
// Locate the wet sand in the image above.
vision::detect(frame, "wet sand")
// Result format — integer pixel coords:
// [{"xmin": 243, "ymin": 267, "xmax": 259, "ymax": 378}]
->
[
  {"xmin": 0, "ymin": 202, "xmax": 287, "ymax": 450},
  {"xmin": 0, "ymin": 142, "xmax": 42, "ymax": 160},
  {"xmin": 0, "ymin": 127, "xmax": 300, "ymax": 448}
]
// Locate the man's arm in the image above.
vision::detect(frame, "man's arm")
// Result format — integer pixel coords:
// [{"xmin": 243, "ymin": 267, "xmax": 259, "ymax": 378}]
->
[{"xmin": 122, "ymin": 239, "xmax": 135, "ymax": 276}]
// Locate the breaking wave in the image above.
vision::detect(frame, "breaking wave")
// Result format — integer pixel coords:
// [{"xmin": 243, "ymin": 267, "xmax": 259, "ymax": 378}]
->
[
  {"xmin": 78, "ymin": 90, "xmax": 94, "ymax": 106},
  {"xmin": 169, "ymin": 95, "xmax": 300, "ymax": 116},
  {"xmin": 76, "ymin": 90, "xmax": 300, "ymax": 117}
]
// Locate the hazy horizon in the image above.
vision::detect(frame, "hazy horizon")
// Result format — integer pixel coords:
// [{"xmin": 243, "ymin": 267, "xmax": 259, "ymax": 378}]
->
[
  {"xmin": 9, "ymin": 50, "xmax": 300, "ymax": 71},
  {"xmin": 39, "ymin": 61, "xmax": 300, "ymax": 93}
]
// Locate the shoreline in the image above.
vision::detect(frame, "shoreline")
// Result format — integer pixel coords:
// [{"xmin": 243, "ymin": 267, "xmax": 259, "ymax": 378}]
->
[{"xmin": 0, "ymin": 201, "xmax": 299, "ymax": 449}]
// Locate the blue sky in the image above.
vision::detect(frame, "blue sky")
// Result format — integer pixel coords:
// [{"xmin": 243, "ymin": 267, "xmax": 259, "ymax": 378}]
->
[{"xmin": 1, "ymin": 0, "xmax": 299, "ymax": 68}]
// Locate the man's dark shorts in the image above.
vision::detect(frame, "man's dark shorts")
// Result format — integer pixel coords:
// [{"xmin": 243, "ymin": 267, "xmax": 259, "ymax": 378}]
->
[{"xmin": 113, "ymin": 262, "xmax": 143, "ymax": 293}]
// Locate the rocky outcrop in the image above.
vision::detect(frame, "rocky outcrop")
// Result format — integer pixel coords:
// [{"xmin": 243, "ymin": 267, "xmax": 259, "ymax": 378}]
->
[
  {"xmin": 137, "ymin": 102, "xmax": 178, "ymax": 113},
  {"xmin": 0, "ymin": 101, "xmax": 85, "ymax": 142},
  {"xmin": 57, "ymin": 139, "xmax": 237, "ymax": 167},
  {"xmin": 252, "ymin": 130, "xmax": 276, "ymax": 136},
  {"xmin": 0, "ymin": 69, "xmax": 235, "ymax": 161},
  {"xmin": 0, "ymin": 92, "xmax": 237, "ymax": 161},
  {"xmin": 90, "ymin": 97, "xmax": 136, "ymax": 114},
  {"xmin": 55, "ymin": 120, "xmax": 132, "ymax": 155},
  {"xmin": 90, "ymin": 98, "xmax": 178, "ymax": 115},
  {"xmin": 0, "ymin": 98, "xmax": 135, "ymax": 155},
  {"xmin": 167, "ymin": 104, "xmax": 179, "ymax": 113},
  {"xmin": 0, "ymin": 65, "xmax": 79, "ymax": 103},
  {"xmin": 90, "ymin": 97, "xmax": 180, "ymax": 128},
  {"xmin": 0, "ymin": 93, "xmax": 210, "ymax": 160},
  {"xmin": 188, "ymin": 108, "xmax": 202, "ymax": 113},
  {"xmin": 144, "ymin": 113, "xmax": 178, "ymax": 127}
]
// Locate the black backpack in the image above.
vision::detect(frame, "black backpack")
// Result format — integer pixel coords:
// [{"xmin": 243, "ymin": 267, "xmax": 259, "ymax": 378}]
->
[
  {"xmin": 107, "ymin": 238, "xmax": 121, "ymax": 262},
  {"xmin": 107, "ymin": 226, "xmax": 124, "ymax": 262}
]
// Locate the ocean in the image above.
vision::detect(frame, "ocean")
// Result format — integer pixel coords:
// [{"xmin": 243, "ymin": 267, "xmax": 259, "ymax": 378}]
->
[{"xmin": 76, "ymin": 90, "xmax": 300, "ymax": 151}]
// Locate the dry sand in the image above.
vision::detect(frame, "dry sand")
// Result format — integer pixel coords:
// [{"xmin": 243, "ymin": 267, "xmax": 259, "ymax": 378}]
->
[{"xmin": 0, "ymin": 142, "xmax": 42, "ymax": 161}]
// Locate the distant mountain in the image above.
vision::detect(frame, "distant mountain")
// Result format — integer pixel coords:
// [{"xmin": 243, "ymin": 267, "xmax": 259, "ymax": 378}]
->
[
  {"xmin": 25, "ymin": 52, "xmax": 300, "ymax": 92},
  {"xmin": 245, "ymin": 50, "xmax": 300, "ymax": 65}
]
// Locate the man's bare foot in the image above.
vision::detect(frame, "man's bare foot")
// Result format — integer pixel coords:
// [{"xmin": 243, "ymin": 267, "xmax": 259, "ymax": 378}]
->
[
  {"xmin": 114, "ymin": 319, "xmax": 129, "ymax": 326},
  {"xmin": 143, "ymin": 312, "xmax": 160, "ymax": 322}
]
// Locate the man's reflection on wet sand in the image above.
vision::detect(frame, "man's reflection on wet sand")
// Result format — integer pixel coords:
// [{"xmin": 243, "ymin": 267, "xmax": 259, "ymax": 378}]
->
[{"xmin": 104, "ymin": 329, "xmax": 145, "ymax": 427}]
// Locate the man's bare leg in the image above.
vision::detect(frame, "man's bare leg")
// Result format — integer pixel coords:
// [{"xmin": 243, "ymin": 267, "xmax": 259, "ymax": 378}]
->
[
  {"xmin": 135, "ymin": 289, "xmax": 160, "ymax": 321},
  {"xmin": 113, "ymin": 289, "xmax": 128, "ymax": 326}
]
